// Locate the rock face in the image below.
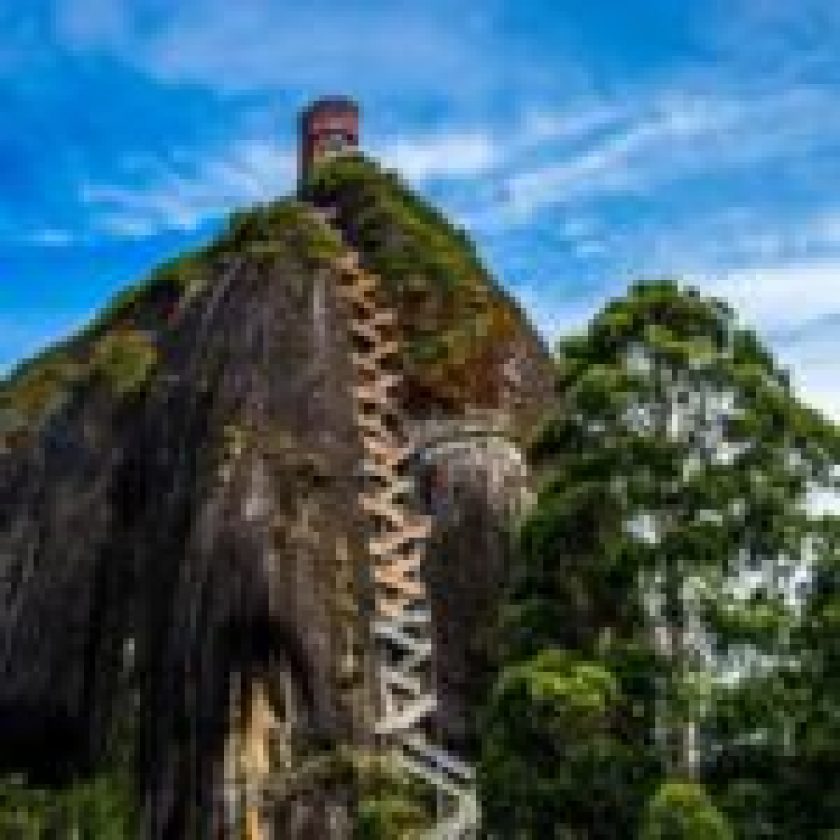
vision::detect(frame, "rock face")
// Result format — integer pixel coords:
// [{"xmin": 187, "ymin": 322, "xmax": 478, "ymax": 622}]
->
[
  {"xmin": 411, "ymin": 413, "xmax": 532, "ymax": 748},
  {"xmin": 1, "ymin": 232, "xmax": 377, "ymax": 838},
  {"xmin": 0, "ymin": 161, "xmax": 552, "ymax": 837}
]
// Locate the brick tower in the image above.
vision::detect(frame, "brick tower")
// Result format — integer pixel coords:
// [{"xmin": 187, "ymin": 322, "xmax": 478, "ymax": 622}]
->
[{"xmin": 298, "ymin": 97, "xmax": 360, "ymax": 187}]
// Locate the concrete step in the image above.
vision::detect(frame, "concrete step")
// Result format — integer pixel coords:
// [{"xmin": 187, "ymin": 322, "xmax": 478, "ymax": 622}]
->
[
  {"xmin": 376, "ymin": 693, "xmax": 437, "ymax": 735},
  {"xmin": 373, "ymin": 621, "xmax": 433, "ymax": 656},
  {"xmin": 402, "ymin": 734, "xmax": 475, "ymax": 784}
]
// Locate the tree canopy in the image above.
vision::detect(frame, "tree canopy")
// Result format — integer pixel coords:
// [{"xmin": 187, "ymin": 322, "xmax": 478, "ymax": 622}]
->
[{"xmin": 480, "ymin": 280, "xmax": 840, "ymax": 838}]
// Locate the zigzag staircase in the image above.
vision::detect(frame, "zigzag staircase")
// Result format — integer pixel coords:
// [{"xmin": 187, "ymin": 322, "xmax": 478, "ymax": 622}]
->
[{"xmin": 313, "ymin": 206, "xmax": 480, "ymax": 838}]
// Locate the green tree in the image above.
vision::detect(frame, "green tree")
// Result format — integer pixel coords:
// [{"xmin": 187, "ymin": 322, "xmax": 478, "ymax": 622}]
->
[
  {"xmin": 535, "ymin": 281, "xmax": 836, "ymax": 771},
  {"xmin": 479, "ymin": 650, "xmax": 652, "ymax": 839},
  {"xmin": 640, "ymin": 780, "xmax": 733, "ymax": 840},
  {"xmin": 774, "ymin": 519, "xmax": 840, "ymax": 837},
  {"xmin": 481, "ymin": 280, "xmax": 840, "ymax": 837}
]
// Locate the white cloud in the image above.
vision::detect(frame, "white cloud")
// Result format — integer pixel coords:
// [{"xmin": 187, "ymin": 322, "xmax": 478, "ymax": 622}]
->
[
  {"xmin": 51, "ymin": 0, "xmax": 498, "ymax": 96},
  {"xmin": 676, "ymin": 261, "xmax": 840, "ymax": 420},
  {"xmin": 702, "ymin": 261, "xmax": 840, "ymax": 335},
  {"xmin": 517, "ymin": 103, "xmax": 628, "ymax": 146},
  {"xmin": 80, "ymin": 140, "xmax": 296, "ymax": 236},
  {"xmin": 489, "ymin": 86, "xmax": 840, "ymax": 223},
  {"xmin": 375, "ymin": 131, "xmax": 498, "ymax": 181},
  {"xmin": 379, "ymin": 100, "xmax": 638, "ymax": 215},
  {"xmin": 78, "ymin": 126, "xmax": 501, "ymax": 237},
  {"xmin": 591, "ymin": 204, "xmax": 840, "ymax": 299},
  {"xmin": 18, "ymin": 228, "xmax": 77, "ymax": 247},
  {"xmin": 489, "ymin": 99, "xmax": 726, "ymax": 221}
]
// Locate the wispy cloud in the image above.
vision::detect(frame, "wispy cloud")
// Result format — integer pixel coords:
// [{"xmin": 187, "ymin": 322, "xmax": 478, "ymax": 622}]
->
[
  {"xmin": 51, "ymin": 0, "xmax": 505, "ymax": 96},
  {"xmin": 76, "ymin": 124, "xmax": 501, "ymax": 237},
  {"xmin": 80, "ymin": 140, "xmax": 296, "ymax": 237},
  {"xmin": 8, "ymin": 228, "xmax": 78, "ymax": 248},
  {"xmin": 703, "ymin": 260, "xmax": 840, "ymax": 337},
  {"xmin": 569, "ymin": 203, "xmax": 840, "ymax": 296},
  {"xmin": 374, "ymin": 99, "xmax": 633, "ymax": 189},
  {"xmin": 68, "ymin": 82, "xmax": 840, "ymax": 264},
  {"xmin": 375, "ymin": 131, "xmax": 498, "ymax": 181},
  {"xmin": 484, "ymin": 86, "xmax": 840, "ymax": 224},
  {"xmin": 504, "ymin": 97, "xmax": 727, "ymax": 212}
]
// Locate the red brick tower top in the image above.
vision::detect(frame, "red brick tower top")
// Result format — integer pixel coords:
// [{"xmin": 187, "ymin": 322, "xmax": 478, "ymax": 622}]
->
[{"xmin": 298, "ymin": 97, "xmax": 360, "ymax": 188}]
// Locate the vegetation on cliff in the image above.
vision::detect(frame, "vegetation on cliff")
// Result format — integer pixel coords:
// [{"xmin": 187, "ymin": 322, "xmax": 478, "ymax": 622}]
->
[
  {"xmin": 0, "ymin": 200, "xmax": 342, "ymax": 451},
  {"xmin": 1, "ymin": 162, "xmax": 541, "ymax": 453},
  {"xmin": 350, "ymin": 752, "xmax": 436, "ymax": 839},
  {"xmin": 479, "ymin": 280, "xmax": 840, "ymax": 837},
  {"xmin": 302, "ymin": 154, "xmax": 545, "ymax": 413},
  {"xmin": 0, "ymin": 772, "xmax": 136, "ymax": 838}
]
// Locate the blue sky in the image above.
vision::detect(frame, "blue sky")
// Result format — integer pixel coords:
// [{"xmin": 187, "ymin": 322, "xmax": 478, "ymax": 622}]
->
[{"xmin": 2, "ymin": 0, "xmax": 840, "ymax": 417}]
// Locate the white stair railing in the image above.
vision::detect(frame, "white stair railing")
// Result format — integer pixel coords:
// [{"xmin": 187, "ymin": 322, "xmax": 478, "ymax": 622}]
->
[{"xmin": 310, "ymin": 205, "xmax": 480, "ymax": 838}]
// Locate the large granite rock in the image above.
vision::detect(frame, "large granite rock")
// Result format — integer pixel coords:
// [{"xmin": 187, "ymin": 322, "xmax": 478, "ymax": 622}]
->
[{"xmin": 0, "ymin": 166, "xmax": 553, "ymax": 837}]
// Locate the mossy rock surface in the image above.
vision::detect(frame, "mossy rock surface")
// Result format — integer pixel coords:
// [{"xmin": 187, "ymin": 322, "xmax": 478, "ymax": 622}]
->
[
  {"xmin": 2, "ymin": 166, "xmax": 548, "ymax": 448},
  {"xmin": 0, "ymin": 200, "xmax": 345, "ymax": 450},
  {"xmin": 302, "ymin": 154, "xmax": 548, "ymax": 416}
]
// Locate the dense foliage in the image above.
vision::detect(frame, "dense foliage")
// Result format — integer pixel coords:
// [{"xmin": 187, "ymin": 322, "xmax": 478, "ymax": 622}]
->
[
  {"xmin": 0, "ymin": 772, "xmax": 136, "ymax": 838},
  {"xmin": 479, "ymin": 649, "xmax": 655, "ymax": 838},
  {"xmin": 639, "ymin": 781, "xmax": 733, "ymax": 840},
  {"xmin": 480, "ymin": 280, "xmax": 840, "ymax": 838},
  {"xmin": 350, "ymin": 752, "xmax": 435, "ymax": 840}
]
